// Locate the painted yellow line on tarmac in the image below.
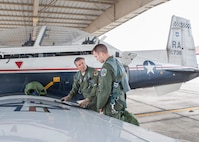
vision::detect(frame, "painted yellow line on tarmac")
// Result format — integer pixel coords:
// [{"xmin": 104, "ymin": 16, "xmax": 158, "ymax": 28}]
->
[{"xmin": 135, "ymin": 106, "xmax": 199, "ymax": 117}]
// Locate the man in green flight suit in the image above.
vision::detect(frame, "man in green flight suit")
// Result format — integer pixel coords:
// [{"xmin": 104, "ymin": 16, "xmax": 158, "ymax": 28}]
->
[
  {"xmin": 92, "ymin": 44, "xmax": 139, "ymax": 126},
  {"xmin": 61, "ymin": 57, "xmax": 99, "ymax": 112}
]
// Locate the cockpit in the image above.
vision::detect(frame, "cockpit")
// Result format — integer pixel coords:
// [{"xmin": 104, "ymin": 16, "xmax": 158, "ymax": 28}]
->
[
  {"xmin": 0, "ymin": 26, "xmax": 98, "ymax": 47},
  {"xmin": 0, "ymin": 26, "xmax": 99, "ymax": 59}
]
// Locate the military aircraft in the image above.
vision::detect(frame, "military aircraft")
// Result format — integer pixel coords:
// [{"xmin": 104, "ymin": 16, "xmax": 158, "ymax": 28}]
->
[
  {"xmin": 0, "ymin": 94, "xmax": 180, "ymax": 142},
  {"xmin": 0, "ymin": 15, "xmax": 194, "ymax": 142},
  {"xmin": 0, "ymin": 15, "xmax": 198, "ymax": 97}
]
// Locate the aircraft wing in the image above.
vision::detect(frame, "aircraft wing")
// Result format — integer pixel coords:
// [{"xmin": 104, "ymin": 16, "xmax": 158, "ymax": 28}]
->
[
  {"xmin": 165, "ymin": 68, "xmax": 199, "ymax": 72},
  {"xmin": 155, "ymin": 83, "xmax": 182, "ymax": 96},
  {"xmin": 0, "ymin": 95, "xmax": 180, "ymax": 142},
  {"xmin": 120, "ymin": 51, "xmax": 137, "ymax": 65}
]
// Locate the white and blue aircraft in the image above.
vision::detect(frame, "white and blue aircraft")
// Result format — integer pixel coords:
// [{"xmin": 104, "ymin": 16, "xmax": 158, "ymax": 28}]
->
[
  {"xmin": 0, "ymin": 15, "xmax": 198, "ymax": 97},
  {"xmin": 0, "ymin": 95, "xmax": 180, "ymax": 142},
  {"xmin": 0, "ymin": 15, "xmax": 193, "ymax": 141}
]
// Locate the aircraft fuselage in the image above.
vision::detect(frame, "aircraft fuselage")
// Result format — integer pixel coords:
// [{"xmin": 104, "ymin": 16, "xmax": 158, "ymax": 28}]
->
[{"xmin": 0, "ymin": 54, "xmax": 198, "ymax": 98}]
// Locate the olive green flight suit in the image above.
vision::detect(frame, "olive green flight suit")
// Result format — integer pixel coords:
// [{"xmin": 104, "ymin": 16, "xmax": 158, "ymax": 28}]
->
[
  {"xmin": 97, "ymin": 56, "xmax": 128, "ymax": 119},
  {"xmin": 97, "ymin": 56, "xmax": 139, "ymax": 126},
  {"xmin": 68, "ymin": 66, "xmax": 99, "ymax": 111}
]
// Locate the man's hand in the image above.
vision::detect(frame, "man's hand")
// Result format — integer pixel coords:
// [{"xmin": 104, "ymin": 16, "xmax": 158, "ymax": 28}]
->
[
  {"xmin": 79, "ymin": 98, "xmax": 90, "ymax": 108},
  {"xmin": 61, "ymin": 95, "xmax": 72, "ymax": 101},
  {"xmin": 99, "ymin": 108, "xmax": 104, "ymax": 114}
]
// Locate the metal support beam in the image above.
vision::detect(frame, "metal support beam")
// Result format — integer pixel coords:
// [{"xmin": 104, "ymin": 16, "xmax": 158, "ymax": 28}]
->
[
  {"xmin": 84, "ymin": 0, "xmax": 170, "ymax": 36},
  {"xmin": 32, "ymin": 0, "xmax": 39, "ymax": 40}
]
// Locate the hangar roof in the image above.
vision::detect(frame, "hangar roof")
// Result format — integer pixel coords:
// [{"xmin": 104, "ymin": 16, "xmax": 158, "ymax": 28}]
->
[{"xmin": 0, "ymin": 0, "xmax": 170, "ymax": 37}]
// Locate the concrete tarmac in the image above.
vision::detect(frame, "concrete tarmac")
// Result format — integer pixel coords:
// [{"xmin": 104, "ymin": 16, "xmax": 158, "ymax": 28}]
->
[{"xmin": 126, "ymin": 78, "xmax": 199, "ymax": 142}]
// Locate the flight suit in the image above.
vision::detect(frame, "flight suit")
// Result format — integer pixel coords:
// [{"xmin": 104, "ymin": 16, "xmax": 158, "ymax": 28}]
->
[
  {"xmin": 68, "ymin": 66, "xmax": 99, "ymax": 111},
  {"xmin": 97, "ymin": 56, "xmax": 130, "ymax": 119}
]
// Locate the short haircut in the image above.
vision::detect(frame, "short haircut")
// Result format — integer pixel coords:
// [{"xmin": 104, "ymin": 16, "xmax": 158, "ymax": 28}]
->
[
  {"xmin": 92, "ymin": 44, "xmax": 108, "ymax": 54},
  {"xmin": 74, "ymin": 57, "xmax": 85, "ymax": 64}
]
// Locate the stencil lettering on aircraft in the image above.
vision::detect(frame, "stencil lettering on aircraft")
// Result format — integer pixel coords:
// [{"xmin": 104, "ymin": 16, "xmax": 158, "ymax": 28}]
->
[{"xmin": 170, "ymin": 40, "xmax": 182, "ymax": 55}]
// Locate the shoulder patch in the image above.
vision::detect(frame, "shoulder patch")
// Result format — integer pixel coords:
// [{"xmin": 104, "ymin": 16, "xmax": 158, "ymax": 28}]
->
[{"xmin": 100, "ymin": 68, "xmax": 107, "ymax": 76}]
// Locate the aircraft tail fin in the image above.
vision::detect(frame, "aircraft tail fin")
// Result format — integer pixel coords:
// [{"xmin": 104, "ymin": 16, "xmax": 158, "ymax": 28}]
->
[{"xmin": 166, "ymin": 15, "xmax": 197, "ymax": 67}]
